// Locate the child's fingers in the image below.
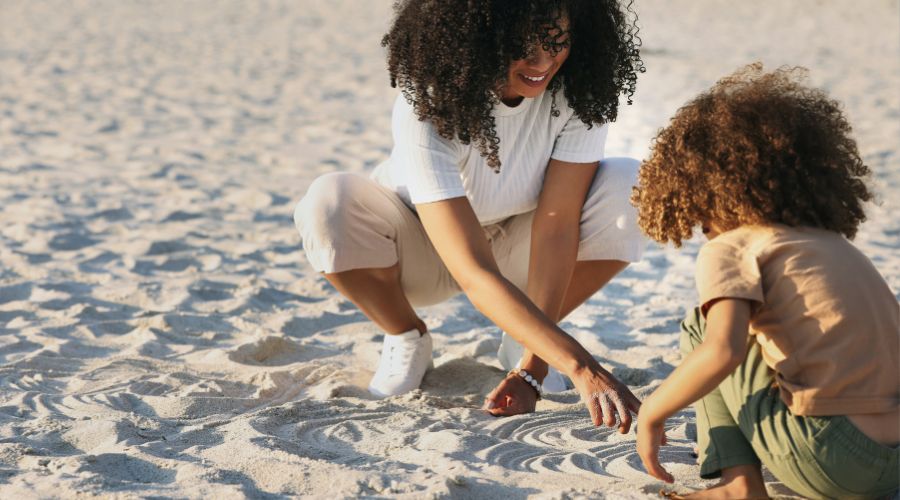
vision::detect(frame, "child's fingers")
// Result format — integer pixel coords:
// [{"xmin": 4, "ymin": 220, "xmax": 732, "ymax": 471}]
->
[
  {"xmin": 647, "ymin": 459, "xmax": 674, "ymax": 483},
  {"xmin": 639, "ymin": 444, "xmax": 674, "ymax": 483}
]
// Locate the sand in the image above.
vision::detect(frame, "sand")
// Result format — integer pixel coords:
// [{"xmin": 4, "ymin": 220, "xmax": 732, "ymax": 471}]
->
[{"xmin": 0, "ymin": 0, "xmax": 897, "ymax": 498}]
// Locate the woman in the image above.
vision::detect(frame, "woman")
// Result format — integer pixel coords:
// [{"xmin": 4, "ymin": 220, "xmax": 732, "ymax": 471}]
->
[{"xmin": 295, "ymin": 0, "xmax": 646, "ymax": 430}]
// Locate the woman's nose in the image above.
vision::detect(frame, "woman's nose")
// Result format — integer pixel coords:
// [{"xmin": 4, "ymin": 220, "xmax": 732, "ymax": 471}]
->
[{"xmin": 525, "ymin": 47, "xmax": 554, "ymax": 71}]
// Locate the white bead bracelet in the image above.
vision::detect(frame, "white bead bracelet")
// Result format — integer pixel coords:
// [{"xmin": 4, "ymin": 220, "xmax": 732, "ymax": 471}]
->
[{"xmin": 512, "ymin": 369, "xmax": 542, "ymax": 400}]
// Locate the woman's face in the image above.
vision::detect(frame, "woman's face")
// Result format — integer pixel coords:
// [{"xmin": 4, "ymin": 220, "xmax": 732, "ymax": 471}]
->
[{"xmin": 500, "ymin": 18, "xmax": 571, "ymax": 105}]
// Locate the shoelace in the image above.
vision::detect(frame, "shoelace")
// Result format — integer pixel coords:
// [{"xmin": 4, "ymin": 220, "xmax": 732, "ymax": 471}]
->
[{"xmin": 386, "ymin": 342, "xmax": 418, "ymax": 376}]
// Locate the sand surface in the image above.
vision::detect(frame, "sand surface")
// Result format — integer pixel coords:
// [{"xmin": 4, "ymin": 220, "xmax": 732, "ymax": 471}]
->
[{"xmin": 0, "ymin": 0, "xmax": 897, "ymax": 498}]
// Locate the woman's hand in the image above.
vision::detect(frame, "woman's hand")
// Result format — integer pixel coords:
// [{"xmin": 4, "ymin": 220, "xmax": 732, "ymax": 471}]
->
[
  {"xmin": 570, "ymin": 364, "xmax": 641, "ymax": 433},
  {"xmin": 482, "ymin": 372, "xmax": 538, "ymax": 416},
  {"xmin": 637, "ymin": 414, "xmax": 674, "ymax": 483}
]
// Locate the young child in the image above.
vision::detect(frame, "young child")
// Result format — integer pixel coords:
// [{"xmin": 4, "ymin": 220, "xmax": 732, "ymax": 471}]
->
[{"xmin": 631, "ymin": 64, "xmax": 899, "ymax": 499}]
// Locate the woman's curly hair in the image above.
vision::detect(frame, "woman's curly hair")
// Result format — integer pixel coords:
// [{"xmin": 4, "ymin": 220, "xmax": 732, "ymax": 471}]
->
[
  {"xmin": 382, "ymin": 0, "xmax": 643, "ymax": 172},
  {"xmin": 632, "ymin": 63, "xmax": 873, "ymax": 246}
]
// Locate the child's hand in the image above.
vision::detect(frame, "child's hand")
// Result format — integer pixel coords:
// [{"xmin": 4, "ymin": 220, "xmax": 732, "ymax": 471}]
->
[
  {"xmin": 637, "ymin": 416, "xmax": 674, "ymax": 483},
  {"xmin": 482, "ymin": 372, "xmax": 538, "ymax": 416}
]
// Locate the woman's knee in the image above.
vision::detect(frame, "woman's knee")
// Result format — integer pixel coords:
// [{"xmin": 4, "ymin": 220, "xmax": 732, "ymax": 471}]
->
[
  {"xmin": 587, "ymin": 157, "xmax": 640, "ymax": 207},
  {"xmin": 294, "ymin": 172, "xmax": 367, "ymax": 238},
  {"xmin": 578, "ymin": 157, "xmax": 646, "ymax": 261},
  {"xmin": 600, "ymin": 156, "xmax": 640, "ymax": 182}
]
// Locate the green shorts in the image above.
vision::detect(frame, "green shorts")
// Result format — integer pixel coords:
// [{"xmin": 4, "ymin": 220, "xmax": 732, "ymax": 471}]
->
[{"xmin": 681, "ymin": 308, "xmax": 899, "ymax": 499}]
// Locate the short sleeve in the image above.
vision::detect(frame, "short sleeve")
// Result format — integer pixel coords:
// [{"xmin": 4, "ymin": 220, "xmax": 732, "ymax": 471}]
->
[
  {"xmin": 695, "ymin": 240, "xmax": 765, "ymax": 316},
  {"xmin": 550, "ymin": 113, "xmax": 608, "ymax": 163},
  {"xmin": 389, "ymin": 96, "xmax": 466, "ymax": 204}
]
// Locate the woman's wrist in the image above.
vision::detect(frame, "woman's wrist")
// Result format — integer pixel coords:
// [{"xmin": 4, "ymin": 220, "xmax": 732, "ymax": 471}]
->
[
  {"xmin": 509, "ymin": 369, "xmax": 542, "ymax": 400},
  {"xmin": 519, "ymin": 355, "xmax": 549, "ymax": 382},
  {"xmin": 565, "ymin": 350, "xmax": 601, "ymax": 380}
]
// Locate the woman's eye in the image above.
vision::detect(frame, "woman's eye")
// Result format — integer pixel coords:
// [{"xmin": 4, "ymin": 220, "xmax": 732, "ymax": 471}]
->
[{"xmin": 541, "ymin": 39, "xmax": 570, "ymax": 56}]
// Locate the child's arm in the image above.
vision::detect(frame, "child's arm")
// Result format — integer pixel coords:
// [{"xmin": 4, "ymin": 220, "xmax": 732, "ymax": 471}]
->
[{"xmin": 636, "ymin": 298, "xmax": 753, "ymax": 483}]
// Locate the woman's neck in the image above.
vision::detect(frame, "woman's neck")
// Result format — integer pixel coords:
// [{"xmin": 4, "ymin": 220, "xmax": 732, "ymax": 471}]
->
[
  {"xmin": 500, "ymin": 95, "xmax": 525, "ymax": 107},
  {"xmin": 499, "ymin": 86, "xmax": 525, "ymax": 107}
]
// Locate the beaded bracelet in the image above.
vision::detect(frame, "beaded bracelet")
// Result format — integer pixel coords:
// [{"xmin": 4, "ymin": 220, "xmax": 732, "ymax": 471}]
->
[{"xmin": 511, "ymin": 369, "xmax": 542, "ymax": 400}]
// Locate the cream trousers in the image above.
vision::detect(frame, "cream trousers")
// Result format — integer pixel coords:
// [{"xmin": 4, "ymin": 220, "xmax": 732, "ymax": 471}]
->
[{"xmin": 294, "ymin": 157, "xmax": 646, "ymax": 308}]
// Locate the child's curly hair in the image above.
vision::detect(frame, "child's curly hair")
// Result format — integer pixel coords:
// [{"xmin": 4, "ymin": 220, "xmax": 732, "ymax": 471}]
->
[
  {"xmin": 382, "ymin": 0, "xmax": 643, "ymax": 172},
  {"xmin": 632, "ymin": 63, "xmax": 873, "ymax": 247}
]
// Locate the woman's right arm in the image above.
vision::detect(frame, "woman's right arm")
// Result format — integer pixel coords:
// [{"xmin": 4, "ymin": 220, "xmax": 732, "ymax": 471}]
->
[{"xmin": 416, "ymin": 197, "xmax": 640, "ymax": 431}]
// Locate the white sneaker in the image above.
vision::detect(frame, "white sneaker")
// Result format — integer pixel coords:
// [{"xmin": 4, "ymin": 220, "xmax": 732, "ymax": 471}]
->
[
  {"xmin": 368, "ymin": 329, "xmax": 433, "ymax": 397},
  {"xmin": 497, "ymin": 331, "xmax": 570, "ymax": 393},
  {"xmin": 541, "ymin": 366, "xmax": 569, "ymax": 393}
]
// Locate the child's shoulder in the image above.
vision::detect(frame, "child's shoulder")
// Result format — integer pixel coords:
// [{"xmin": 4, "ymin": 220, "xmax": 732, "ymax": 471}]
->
[
  {"xmin": 708, "ymin": 223, "xmax": 845, "ymax": 248},
  {"xmin": 699, "ymin": 224, "xmax": 855, "ymax": 270},
  {"xmin": 701, "ymin": 224, "xmax": 779, "ymax": 254}
]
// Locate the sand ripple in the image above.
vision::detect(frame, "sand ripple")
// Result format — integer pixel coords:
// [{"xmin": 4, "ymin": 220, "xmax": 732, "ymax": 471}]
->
[{"xmin": 0, "ymin": 0, "xmax": 896, "ymax": 497}]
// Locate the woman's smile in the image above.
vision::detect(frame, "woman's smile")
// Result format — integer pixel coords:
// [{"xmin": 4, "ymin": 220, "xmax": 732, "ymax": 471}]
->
[
  {"xmin": 501, "ymin": 47, "xmax": 569, "ymax": 105},
  {"xmin": 518, "ymin": 71, "xmax": 549, "ymax": 86}
]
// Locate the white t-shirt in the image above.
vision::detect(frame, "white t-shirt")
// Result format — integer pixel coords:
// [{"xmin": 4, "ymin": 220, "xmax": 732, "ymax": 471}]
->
[{"xmin": 371, "ymin": 90, "xmax": 609, "ymax": 225}]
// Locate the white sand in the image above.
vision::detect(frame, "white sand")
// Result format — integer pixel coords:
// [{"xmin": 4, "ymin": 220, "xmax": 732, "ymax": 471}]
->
[{"xmin": 0, "ymin": 0, "xmax": 897, "ymax": 498}]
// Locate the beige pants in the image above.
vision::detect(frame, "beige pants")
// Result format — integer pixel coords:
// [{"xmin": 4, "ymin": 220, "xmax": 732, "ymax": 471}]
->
[{"xmin": 293, "ymin": 157, "xmax": 646, "ymax": 308}]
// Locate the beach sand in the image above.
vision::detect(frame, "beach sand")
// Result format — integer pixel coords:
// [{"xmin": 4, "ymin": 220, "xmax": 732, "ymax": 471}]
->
[{"xmin": 0, "ymin": 0, "xmax": 897, "ymax": 497}]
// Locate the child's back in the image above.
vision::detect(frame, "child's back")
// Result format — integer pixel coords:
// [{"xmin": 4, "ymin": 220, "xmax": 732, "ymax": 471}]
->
[{"xmin": 697, "ymin": 223, "xmax": 899, "ymax": 441}]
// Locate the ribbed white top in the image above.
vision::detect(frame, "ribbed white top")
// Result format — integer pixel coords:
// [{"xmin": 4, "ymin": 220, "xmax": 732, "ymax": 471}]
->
[{"xmin": 371, "ymin": 90, "xmax": 608, "ymax": 225}]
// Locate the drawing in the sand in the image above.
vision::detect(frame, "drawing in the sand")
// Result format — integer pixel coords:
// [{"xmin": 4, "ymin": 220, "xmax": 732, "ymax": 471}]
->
[{"xmin": 2, "ymin": 0, "xmax": 897, "ymax": 497}]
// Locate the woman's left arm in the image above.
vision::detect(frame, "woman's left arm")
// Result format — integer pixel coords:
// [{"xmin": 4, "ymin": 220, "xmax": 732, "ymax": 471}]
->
[
  {"xmin": 519, "ymin": 159, "xmax": 598, "ymax": 377},
  {"xmin": 486, "ymin": 159, "xmax": 600, "ymax": 414}
]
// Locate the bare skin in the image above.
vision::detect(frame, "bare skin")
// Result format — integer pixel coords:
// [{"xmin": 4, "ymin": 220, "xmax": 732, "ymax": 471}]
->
[
  {"xmin": 323, "ymin": 258, "xmax": 621, "ymax": 337},
  {"xmin": 669, "ymin": 464, "xmax": 769, "ymax": 499},
  {"xmin": 324, "ymin": 265, "xmax": 426, "ymax": 335}
]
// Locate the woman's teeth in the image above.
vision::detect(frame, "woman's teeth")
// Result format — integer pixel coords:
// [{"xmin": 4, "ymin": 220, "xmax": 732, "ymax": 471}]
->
[{"xmin": 522, "ymin": 74, "xmax": 546, "ymax": 82}]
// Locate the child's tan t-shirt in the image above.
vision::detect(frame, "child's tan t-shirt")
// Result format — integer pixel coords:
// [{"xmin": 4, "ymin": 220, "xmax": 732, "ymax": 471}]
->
[{"xmin": 696, "ymin": 224, "xmax": 899, "ymax": 416}]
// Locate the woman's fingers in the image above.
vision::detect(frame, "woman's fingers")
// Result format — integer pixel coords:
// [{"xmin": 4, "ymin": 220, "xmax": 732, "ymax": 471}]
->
[
  {"xmin": 627, "ymin": 391, "xmax": 642, "ymax": 414},
  {"xmin": 484, "ymin": 377, "xmax": 538, "ymax": 416},
  {"xmin": 482, "ymin": 393, "xmax": 499, "ymax": 410},
  {"xmin": 483, "ymin": 378, "xmax": 513, "ymax": 410},
  {"xmin": 583, "ymin": 393, "xmax": 602, "ymax": 426},
  {"xmin": 591, "ymin": 391, "xmax": 634, "ymax": 430},
  {"xmin": 597, "ymin": 392, "xmax": 615, "ymax": 427},
  {"xmin": 488, "ymin": 403, "xmax": 524, "ymax": 417},
  {"xmin": 575, "ymin": 372, "xmax": 644, "ymax": 430},
  {"xmin": 612, "ymin": 394, "xmax": 632, "ymax": 434}
]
